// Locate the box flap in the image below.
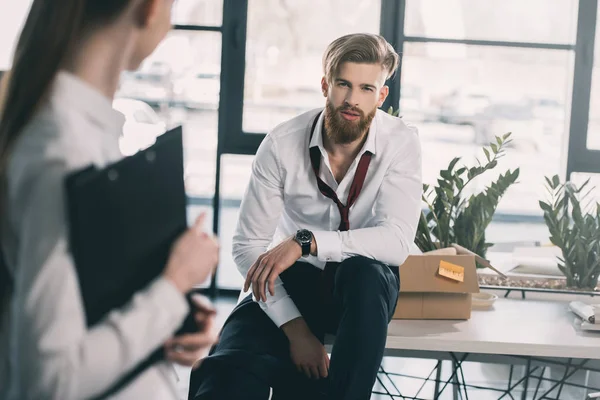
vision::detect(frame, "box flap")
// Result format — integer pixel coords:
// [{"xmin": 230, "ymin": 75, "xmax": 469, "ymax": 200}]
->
[
  {"xmin": 450, "ymin": 243, "xmax": 507, "ymax": 278},
  {"xmin": 399, "ymin": 255, "xmax": 480, "ymax": 294}
]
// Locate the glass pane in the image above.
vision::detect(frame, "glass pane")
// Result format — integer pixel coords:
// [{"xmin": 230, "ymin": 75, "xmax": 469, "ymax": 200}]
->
[
  {"xmin": 181, "ymin": 108, "xmax": 218, "ymax": 199},
  {"xmin": 486, "ymin": 221, "xmax": 550, "ymax": 251},
  {"xmin": 401, "ymin": 43, "xmax": 573, "ymax": 215},
  {"xmin": 172, "ymin": 0, "xmax": 223, "ymax": 26},
  {"xmin": 217, "ymin": 155, "xmax": 255, "ymax": 290},
  {"xmin": 570, "ymin": 172, "xmax": 600, "ymax": 204},
  {"xmin": 586, "ymin": 2, "xmax": 600, "ymax": 150},
  {"xmin": 0, "ymin": 1, "xmax": 33, "ymax": 70},
  {"xmin": 115, "ymin": 31, "xmax": 221, "ymax": 198},
  {"xmin": 117, "ymin": 31, "xmax": 221, "ymax": 111},
  {"xmin": 243, "ymin": 0, "xmax": 381, "ymax": 133},
  {"xmin": 405, "ymin": 0, "xmax": 577, "ymax": 45}
]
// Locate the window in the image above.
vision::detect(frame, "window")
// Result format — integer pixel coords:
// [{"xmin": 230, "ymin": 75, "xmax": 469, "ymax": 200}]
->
[
  {"xmin": 571, "ymin": 172, "xmax": 600, "ymax": 203},
  {"xmin": 586, "ymin": 2, "xmax": 600, "ymax": 150},
  {"xmin": 398, "ymin": 1, "xmax": 580, "ymax": 218},
  {"xmin": 113, "ymin": 23, "xmax": 224, "ymax": 292},
  {"xmin": 404, "ymin": 0, "xmax": 577, "ymax": 44},
  {"xmin": 216, "ymin": 154, "xmax": 255, "ymax": 290},
  {"xmin": 172, "ymin": 0, "xmax": 223, "ymax": 26},
  {"xmin": 401, "ymin": 43, "xmax": 574, "ymax": 215},
  {"xmin": 0, "ymin": 0, "xmax": 32, "ymax": 70},
  {"xmin": 242, "ymin": 0, "xmax": 381, "ymax": 134},
  {"xmin": 116, "ymin": 30, "xmax": 222, "ymax": 198}
]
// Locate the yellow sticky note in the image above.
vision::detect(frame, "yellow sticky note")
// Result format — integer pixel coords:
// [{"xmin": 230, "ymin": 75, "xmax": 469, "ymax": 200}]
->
[{"xmin": 438, "ymin": 260, "xmax": 464, "ymax": 282}]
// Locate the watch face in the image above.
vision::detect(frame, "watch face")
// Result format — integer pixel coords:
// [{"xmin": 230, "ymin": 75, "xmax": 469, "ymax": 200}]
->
[{"xmin": 296, "ymin": 230, "xmax": 312, "ymax": 243}]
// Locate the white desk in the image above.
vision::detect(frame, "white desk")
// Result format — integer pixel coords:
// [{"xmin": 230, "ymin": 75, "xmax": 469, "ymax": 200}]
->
[
  {"xmin": 385, "ymin": 298, "xmax": 600, "ymax": 360},
  {"xmin": 356, "ymin": 298, "xmax": 600, "ymax": 399}
]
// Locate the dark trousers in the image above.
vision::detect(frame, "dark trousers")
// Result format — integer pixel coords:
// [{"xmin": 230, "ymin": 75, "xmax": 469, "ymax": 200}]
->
[{"xmin": 189, "ymin": 256, "xmax": 400, "ymax": 400}]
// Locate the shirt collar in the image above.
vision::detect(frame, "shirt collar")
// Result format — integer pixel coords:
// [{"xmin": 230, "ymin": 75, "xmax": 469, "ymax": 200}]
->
[
  {"xmin": 51, "ymin": 71, "xmax": 125, "ymax": 137},
  {"xmin": 309, "ymin": 108, "xmax": 378, "ymax": 156}
]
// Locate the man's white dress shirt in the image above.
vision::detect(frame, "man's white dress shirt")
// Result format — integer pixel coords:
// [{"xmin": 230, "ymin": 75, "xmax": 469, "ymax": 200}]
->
[{"xmin": 232, "ymin": 108, "xmax": 422, "ymax": 328}]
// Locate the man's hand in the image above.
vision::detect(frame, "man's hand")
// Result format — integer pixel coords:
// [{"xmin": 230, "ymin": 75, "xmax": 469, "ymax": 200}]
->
[
  {"xmin": 282, "ymin": 317, "xmax": 329, "ymax": 379},
  {"xmin": 243, "ymin": 238, "xmax": 302, "ymax": 302},
  {"xmin": 165, "ymin": 295, "xmax": 218, "ymax": 369}
]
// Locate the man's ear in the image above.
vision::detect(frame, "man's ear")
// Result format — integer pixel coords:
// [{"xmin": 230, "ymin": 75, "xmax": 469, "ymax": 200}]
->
[
  {"xmin": 321, "ymin": 76, "xmax": 329, "ymax": 97},
  {"xmin": 378, "ymin": 85, "xmax": 389, "ymax": 107},
  {"xmin": 134, "ymin": 0, "xmax": 161, "ymax": 28}
]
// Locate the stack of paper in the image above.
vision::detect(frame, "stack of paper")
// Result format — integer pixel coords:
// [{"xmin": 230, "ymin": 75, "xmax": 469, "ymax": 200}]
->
[
  {"xmin": 570, "ymin": 301, "xmax": 600, "ymax": 331},
  {"xmin": 510, "ymin": 246, "xmax": 562, "ymax": 276}
]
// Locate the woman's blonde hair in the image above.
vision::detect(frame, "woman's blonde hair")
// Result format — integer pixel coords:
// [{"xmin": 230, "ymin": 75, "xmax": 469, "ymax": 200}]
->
[{"xmin": 322, "ymin": 33, "xmax": 400, "ymax": 84}]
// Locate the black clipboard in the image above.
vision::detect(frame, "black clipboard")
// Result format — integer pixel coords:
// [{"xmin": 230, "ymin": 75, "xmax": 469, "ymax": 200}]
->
[{"xmin": 65, "ymin": 126, "xmax": 197, "ymax": 399}]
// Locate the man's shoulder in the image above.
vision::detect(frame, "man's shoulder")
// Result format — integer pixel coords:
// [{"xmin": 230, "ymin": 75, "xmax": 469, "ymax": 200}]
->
[
  {"xmin": 375, "ymin": 109, "xmax": 420, "ymax": 153},
  {"xmin": 267, "ymin": 108, "xmax": 322, "ymax": 145}
]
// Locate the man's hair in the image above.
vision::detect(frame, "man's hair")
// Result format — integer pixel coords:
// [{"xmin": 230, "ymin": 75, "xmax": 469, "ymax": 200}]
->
[{"xmin": 322, "ymin": 33, "xmax": 400, "ymax": 84}]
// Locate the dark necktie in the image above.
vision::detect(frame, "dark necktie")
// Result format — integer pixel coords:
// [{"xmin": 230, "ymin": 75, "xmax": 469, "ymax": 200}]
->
[{"xmin": 308, "ymin": 112, "xmax": 372, "ymax": 231}]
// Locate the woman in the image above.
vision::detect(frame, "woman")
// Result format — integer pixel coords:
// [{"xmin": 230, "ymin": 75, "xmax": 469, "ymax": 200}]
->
[
  {"xmin": 0, "ymin": 1, "xmax": 219, "ymax": 399},
  {"xmin": 0, "ymin": 71, "xmax": 9, "ymax": 112}
]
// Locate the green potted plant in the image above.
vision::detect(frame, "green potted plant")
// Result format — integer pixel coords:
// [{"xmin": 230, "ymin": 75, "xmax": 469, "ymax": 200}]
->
[
  {"xmin": 413, "ymin": 134, "xmax": 520, "ymax": 260},
  {"xmin": 385, "ymin": 106, "xmax": 519, "ymax": 259},
  {"xmin": 540, "ymin": 176, "xmax": 600, "ymax": 290}
]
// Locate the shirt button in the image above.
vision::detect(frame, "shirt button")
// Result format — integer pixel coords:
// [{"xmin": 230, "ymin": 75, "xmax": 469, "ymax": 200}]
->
[{"xmin": 326, "ymin": 257, "xmax": 331, "ymax": 261}]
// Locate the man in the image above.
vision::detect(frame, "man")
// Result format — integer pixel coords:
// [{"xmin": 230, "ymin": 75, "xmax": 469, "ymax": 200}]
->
[{"xmin": 190, "ymin": 33, "xmax": 422, "ymax": 400}]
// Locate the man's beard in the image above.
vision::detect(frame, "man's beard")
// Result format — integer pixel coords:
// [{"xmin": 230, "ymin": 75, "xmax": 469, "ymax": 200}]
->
[{"xmin": 324, "ymin": 100, "xmax": 377, "ymax": 145}]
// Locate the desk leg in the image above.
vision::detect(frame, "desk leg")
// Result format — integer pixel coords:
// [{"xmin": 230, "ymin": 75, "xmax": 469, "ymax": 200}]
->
[
  {"xmin": 453, "ymin": 364, "xmax": 459, "ymax": 400},
  {"xmin": 508, "ymin": 365, "xmax": 514, "ymax": 393},
  {"xmin": 533, "ymin": 367, "xmax": 546, "ymax": 399},
  {"xmin": 434, "ymin": 360, "xmax": 442, "ymax": 399},
  {"xmin": 450, "ymin": 353, "xmax": 469, "ymax": 400},
  {"xmin": 377, "ymin": 365, "xmax": 403, "ymax": 399},
  {"xmin": 456, "ymin": 360, "xmax": 469, "ymax": 400},
  {"xmin": 521, "ymin": 357, "xmax": 532, "ymax": 400},
  {"xmin": 436, "ymin": 353, "xmax": 469, "ymax": 399}
]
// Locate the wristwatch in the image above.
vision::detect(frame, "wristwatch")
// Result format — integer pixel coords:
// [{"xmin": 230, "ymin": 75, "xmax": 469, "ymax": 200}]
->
[{"xmin": 294, "ymin": 229, "xmax": 313, "ymax": 257}]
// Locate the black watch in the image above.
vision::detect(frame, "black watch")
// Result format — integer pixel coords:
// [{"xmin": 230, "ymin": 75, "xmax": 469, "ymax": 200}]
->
[{"xmin": 294, "ymin": 229, "xmax": 313, "ymax": 257}]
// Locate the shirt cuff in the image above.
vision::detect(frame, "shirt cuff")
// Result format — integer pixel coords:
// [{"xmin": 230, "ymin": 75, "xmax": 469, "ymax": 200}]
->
[
  {"xmin": 259, "ymin": 296, "xmax": 302, "ymax": 328},
  {"xmin": 312, "ymin": 230, "xmax": 342, "ymax": 263}
]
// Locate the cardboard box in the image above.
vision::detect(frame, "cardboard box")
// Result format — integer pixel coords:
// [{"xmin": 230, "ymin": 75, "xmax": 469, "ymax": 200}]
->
[{"xmin": 393, "ymin": 255, "xmax": 480, "ymax": 320}]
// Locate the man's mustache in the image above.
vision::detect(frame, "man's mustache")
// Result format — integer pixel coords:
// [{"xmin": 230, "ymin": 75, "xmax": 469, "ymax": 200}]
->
[{"xmin": 336, "ymin": 104, "xmax": 364, "ymax": 117}]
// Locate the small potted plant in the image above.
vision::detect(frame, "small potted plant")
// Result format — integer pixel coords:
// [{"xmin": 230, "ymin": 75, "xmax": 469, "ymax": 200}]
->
[
  {"xmin": 540, "ymin": 176, "xmax": 600, "ymax": 290},
  {"xmin": 414, "ymin": 134, "xmax": 519, "ymax": 260},
  {"xmin": 385, "ymin": 106, "xmax": 519, "ymax": 260}
]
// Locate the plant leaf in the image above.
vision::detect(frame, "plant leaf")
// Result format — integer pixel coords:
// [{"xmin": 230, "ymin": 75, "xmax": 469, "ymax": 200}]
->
[{"xmin": 483, "ymin": 148, "xmax": 490, "ymax": 161}]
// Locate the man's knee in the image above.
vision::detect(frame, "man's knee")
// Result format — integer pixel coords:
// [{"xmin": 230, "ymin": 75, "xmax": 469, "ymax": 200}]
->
[
  {"xmin": 335, "ymin": 256, "xmax": 397, "ymax": 292},
  {"xmin": 333, "ymin": 257, "xmax": 399, "ymax": 319},
  {"xmin": 190, "ymin": 358, "xmax": 271, "ymax": 400}
]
